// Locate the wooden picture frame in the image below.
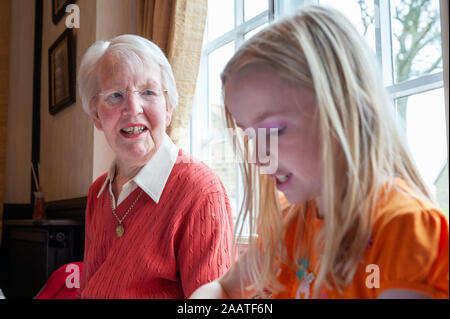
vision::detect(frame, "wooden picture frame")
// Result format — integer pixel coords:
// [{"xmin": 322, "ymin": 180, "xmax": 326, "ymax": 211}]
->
[
  {"xmin": 52, "ymin": 0, "xmax": 77, "ymax": 25},
  {"xmin": 48, "ymin": 28, "xmax": 75, "ymax": 115}
]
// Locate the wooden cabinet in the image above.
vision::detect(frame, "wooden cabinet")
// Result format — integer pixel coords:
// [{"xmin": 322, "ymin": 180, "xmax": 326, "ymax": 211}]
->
[{"xmin": 0, "ymin": 219, "xmax": 84, "ymax": 299}]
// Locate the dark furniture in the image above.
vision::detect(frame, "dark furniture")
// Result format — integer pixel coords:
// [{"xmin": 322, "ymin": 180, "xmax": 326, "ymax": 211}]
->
[{"xmin": 0, "ymin": 219, "xmax": 84, "ymax": 299}]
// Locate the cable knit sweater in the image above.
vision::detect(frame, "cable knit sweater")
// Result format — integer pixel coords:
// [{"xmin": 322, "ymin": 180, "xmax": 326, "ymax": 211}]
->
[{"xmin": 79, "ymin": 150, "xmax": 234, "ymax": 298}]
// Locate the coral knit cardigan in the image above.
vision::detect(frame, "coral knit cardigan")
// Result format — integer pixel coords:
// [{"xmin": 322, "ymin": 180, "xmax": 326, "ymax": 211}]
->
[{"xmin": 79, "ymin": 150, "xmax": 234, "ymax": 299}]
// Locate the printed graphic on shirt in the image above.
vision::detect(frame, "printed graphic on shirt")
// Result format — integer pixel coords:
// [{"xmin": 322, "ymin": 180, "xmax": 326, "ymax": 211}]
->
[{"xmin": 295, "ymin": 255, "xmax": 315, "ymax": 299}]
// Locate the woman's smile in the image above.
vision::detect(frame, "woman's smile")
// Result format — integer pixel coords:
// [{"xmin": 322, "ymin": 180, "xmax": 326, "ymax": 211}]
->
[{"xmin": 119, "ymin": 124, "xmax": 150, "ymax": 138}]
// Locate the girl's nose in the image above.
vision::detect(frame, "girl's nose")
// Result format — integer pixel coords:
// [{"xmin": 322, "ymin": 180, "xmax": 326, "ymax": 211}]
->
[{"xmin": 254, "ymin": 133, "xmax": 276, "ymax": 168}]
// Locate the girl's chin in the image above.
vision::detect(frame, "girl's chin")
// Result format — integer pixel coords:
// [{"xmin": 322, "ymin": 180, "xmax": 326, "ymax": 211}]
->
[{"xmin": 282, "ymin": 188, "xmax": 314, "ymax": 205}]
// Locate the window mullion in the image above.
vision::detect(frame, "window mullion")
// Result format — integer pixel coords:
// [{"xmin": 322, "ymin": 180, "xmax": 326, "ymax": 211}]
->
[
  {"xmin": 269, "ymin": 0, "xmax": 275, "ymax": 22},
  {"xmin": 377, "ymin": 0, "xmax": 394, "ymax": 87},
  {"xmin": 235, "ymin": 0, "xmax": 244, "ymax": 50},
  {"xmin": 387, "ymin": 72, "xmax": 444, "ymax": 100},
  {"xmin": 234, "ymin": 0, "xmax": 245, "ymax": 235}
]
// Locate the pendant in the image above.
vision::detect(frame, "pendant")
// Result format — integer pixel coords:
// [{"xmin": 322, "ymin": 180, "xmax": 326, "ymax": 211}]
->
[{"xmin": 116, "ymin": 223, "xmax": 124, "ymax": 238}]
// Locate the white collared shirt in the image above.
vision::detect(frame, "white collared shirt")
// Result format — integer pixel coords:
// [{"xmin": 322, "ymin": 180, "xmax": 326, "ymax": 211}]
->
[{"xmin": 97, "ymin": 133, "xmax": 179, "ymax": 208}]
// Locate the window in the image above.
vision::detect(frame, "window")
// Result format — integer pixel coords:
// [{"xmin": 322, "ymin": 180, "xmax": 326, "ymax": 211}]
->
[
  {"xmin": 318, "ymin": 0, "xmax": 447, "ymax": 215},
  {"xmin": 191, "ymin": 0, "xmax": 276, "ymax": 237},
  {"xmin": 191, "ymin": 0, "xmax": 449, "ymax": 231}
]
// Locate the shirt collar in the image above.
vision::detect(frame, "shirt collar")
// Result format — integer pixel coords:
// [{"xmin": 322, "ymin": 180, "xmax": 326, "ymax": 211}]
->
[{"xmin": 97, "ymin": 133, "xmax": 179, "ymax": 204}]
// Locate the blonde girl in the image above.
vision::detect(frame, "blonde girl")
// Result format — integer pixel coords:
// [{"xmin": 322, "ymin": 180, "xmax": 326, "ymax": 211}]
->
[{"xmin": 190, "ymin": 5, "xmax": 449, "ymax": 299}]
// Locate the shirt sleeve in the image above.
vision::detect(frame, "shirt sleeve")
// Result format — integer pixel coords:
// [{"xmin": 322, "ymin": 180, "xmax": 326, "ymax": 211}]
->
[
  {"xmin": 370, "ymin": 209, "xmax": 449, "ymax": 298},
  {"xmin": 176, "ymin": 189, "xmax": 234, "ymax": 298}
]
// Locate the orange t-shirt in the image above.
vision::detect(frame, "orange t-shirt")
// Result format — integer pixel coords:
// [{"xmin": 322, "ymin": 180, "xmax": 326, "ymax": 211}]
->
[{"xmin": 273, "ymin": 179, "xmax": 449, "ymax": 299}]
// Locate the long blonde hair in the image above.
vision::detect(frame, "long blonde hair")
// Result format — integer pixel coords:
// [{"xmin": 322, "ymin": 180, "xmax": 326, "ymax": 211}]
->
[{"xmin": 222, "ymin": 5, "xmax": 433, "ymax": 297}]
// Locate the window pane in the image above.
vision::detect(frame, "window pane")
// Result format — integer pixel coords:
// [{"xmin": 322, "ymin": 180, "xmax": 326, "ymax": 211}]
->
[
  {"xmin": 391, "ymin": 0, "xmax": 443, "ymax": 83},
  {"xmin": 210, "ymin": 141, "xmax": 238, "ymax": 211},
  {"xmin": 319, "ymin": 0, "xmax": 376, "ymax": 53},
  {"xmin": 244, "ymin": 0, "xmax": 268, "ymax": 21},
  {"xmin": 206, "ymin": 42, "xmax": 237, "ymax": 210},
  {"xmin": 208, "ymin": 41, "xmax": 235, "ymax": 135},
  {"xmin": 244, "ymin": 22, "xmax": 268, "ymax": 41},
  {"xmin": 208, "ymin": 0, "xmax": 234, "ymax": 41},
  {"xmin": 395, "ymin": 88, "xmax": 448, "ymax": 215}
]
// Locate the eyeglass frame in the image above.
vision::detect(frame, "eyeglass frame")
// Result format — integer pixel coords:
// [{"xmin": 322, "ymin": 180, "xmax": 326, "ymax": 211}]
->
[{"xmin": 97, "ymin": 88, "xmax": 168, "ymax": 106}]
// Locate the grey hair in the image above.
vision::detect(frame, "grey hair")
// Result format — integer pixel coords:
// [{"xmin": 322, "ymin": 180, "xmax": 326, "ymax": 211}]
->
[{"xmin": 78, "ymin": 34, "xmax": 178, "ymax": 116}]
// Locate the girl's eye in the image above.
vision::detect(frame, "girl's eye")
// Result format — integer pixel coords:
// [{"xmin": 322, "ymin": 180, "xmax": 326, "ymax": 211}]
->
[
  {"xmin": 276, "ymin": 127, "xmax": 286, "ymax": 135},
  {"xmin": 268, "ymin": 126, "xmax": 286, "ymax": 136}
]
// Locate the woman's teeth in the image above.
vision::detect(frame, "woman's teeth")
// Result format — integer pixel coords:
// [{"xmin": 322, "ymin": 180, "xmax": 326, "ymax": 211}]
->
[
  {"xmin": 276, "ymin": 174, "xmax": 291, "ymax": 183},
  {"xmin": 121, "ymin": 126, "xmax": 146, "ymax": 134}
]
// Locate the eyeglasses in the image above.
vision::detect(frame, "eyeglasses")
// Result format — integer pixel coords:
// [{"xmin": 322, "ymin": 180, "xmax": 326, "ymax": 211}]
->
[{"xmin": 98, "ymin": 88, "xmax": 167, "ymax": 106}]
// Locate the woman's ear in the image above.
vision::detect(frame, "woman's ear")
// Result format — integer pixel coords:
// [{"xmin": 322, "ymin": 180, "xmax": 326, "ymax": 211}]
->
[
  {"xmin": 164, "ymin": 93, "xmax": 173, "ymax": 127},
  {"xmin": 166, "ymin": 104, "xmax": 173, "ymax": 127},
  {"xmin": 90, "ymin": 100, "xmax": 103, "ymax": 131}
]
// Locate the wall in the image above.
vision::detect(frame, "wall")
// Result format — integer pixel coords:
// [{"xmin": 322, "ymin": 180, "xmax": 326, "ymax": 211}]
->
[
  {"xmin": 4, "ymin": 0, "xmax": 34, "ymax": 204},
  {"xmin": 4, "ymin": 0, "xmax": 138, "ymax": 205},
  {"xmin": 39, "ymin": 0, "xmax": 95, "ymax": 202},
  {"xmin": 0, "ymin": 0, "xmax": 11, "ymax": 240}
]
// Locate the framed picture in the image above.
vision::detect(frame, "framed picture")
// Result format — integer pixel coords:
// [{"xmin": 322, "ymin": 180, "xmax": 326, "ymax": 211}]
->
[
  {"xmin": 52, "ymin": 0, "xmax": 77, "ymax": 25},
  {"xmin": 48, "ymin": 28, "xmax": 76, "ymax": 115}
]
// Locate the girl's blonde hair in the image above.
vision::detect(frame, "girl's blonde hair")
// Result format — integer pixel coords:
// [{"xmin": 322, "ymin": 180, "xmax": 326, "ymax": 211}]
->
[{"xmin": 222, "ymin": 5, "xmax": 433, "ymax": 297}]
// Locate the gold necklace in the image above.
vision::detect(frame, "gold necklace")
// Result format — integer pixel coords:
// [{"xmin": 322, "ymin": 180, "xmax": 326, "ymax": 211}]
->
[{"xmin": 110, "ymin": 190, "xmax": 144, "ymax": 238}]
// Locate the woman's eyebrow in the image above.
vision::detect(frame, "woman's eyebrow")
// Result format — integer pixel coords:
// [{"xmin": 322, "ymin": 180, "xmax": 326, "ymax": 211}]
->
[{"xmin": 142, "ymin": 79, "xmax": 162, "ymax": 87}]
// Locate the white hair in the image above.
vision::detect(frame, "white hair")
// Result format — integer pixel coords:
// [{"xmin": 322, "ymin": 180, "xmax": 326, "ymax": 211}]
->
[{"xmin": 78, "ymin": 34, "xmax": 178, "ymax": 116}]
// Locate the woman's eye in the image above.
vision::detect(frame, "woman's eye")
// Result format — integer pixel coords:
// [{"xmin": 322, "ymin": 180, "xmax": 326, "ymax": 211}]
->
[
  {"xmin": 106, "ymin": 92, "xmax": 124, "ymax": 104},
  {"xmin": 143, "ymin": 90, "xmax": 155, "ymax": 96}
]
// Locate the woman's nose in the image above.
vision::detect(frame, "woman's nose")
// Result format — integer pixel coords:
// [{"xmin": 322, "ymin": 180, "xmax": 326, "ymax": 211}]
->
[{"xmin": 123, "ymin": 92, "xmax": 144, "ymax": 115}]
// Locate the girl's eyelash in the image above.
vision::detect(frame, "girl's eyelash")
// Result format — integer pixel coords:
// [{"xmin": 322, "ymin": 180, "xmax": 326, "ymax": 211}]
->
[{"xmin": 268, "ymin": 127, "xmax": 286, "ymax": 135}]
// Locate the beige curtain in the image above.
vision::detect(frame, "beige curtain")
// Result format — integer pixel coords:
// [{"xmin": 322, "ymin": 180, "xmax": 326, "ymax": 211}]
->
[
  {"xmin": 0, "ymin": 0, "xmax": 11, "ymax": 245},
  {"xmin": 138, "ymin": 0, "xmax": 208, "ymax": 148}
]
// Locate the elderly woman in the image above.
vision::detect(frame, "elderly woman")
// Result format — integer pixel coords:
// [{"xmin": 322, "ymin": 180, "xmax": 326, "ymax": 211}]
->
[{"xmin": 77, "ymin": 34, "xmax": 234, "ymax": 298}]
